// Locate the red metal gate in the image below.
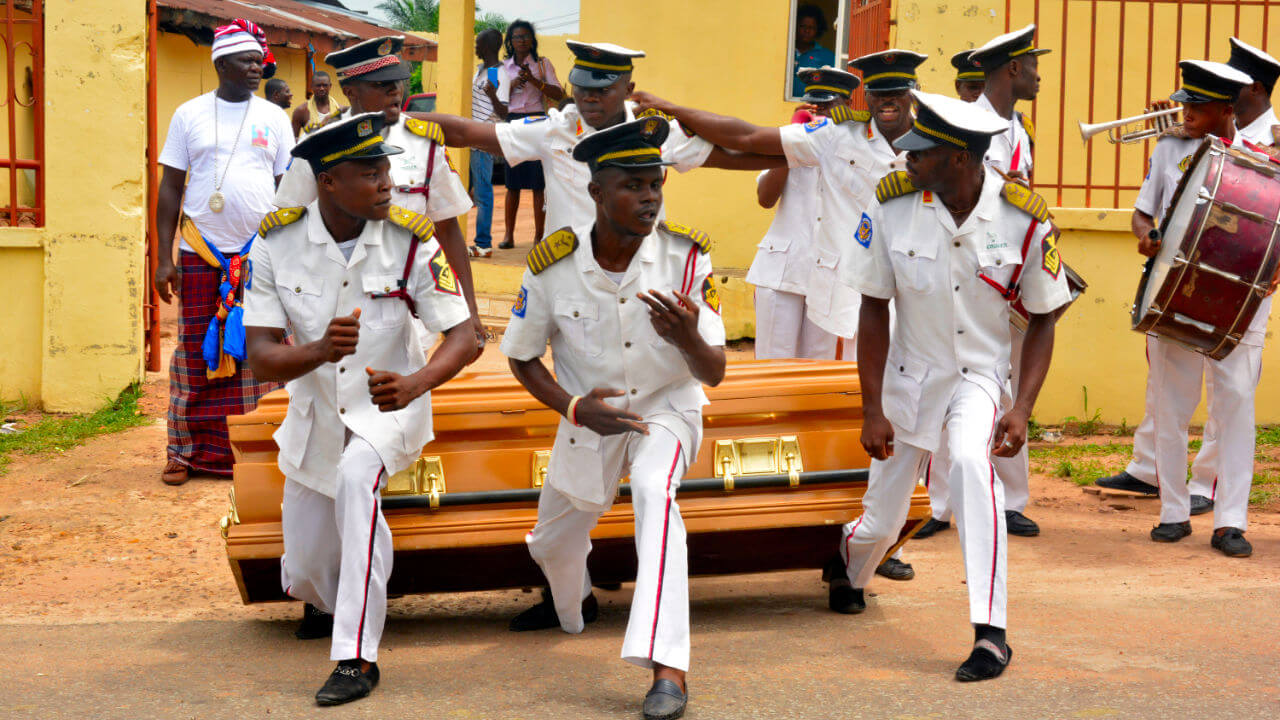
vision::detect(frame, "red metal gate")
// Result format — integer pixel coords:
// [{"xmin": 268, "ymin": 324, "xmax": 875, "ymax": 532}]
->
[{"xmin": 846, "ymin": 0, "xmax": 892, "ymax": 110}]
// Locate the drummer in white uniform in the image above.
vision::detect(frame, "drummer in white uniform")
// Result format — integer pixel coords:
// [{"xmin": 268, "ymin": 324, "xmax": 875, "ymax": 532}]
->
[
  {"xmin": 923, "ymin": 26, "xmax": 1051, "ymax": 540},
  {"xmin": 1099, "ymin": 60, "xmax": 1265, "ymax": 558},
  {"xmin": 833, "ymin": 91, "xmax": 1071, "ymax": 681},
  {"xmin": 422, "ymin": 41, "xmax": 779, "ymax": 238},
  {"xmin": 501, "ymin": 119, "xmax": 726, "ymax": 720}
]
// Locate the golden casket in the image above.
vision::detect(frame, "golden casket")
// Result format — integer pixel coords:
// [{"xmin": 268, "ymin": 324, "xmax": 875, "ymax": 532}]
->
[{"xmin": 222, "ymin": 360, "xmax": 929, "ymax": 603}]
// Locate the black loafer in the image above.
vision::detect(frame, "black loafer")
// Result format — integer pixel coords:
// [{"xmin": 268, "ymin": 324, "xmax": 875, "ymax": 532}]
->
[
  {"xmin": 1150, "ymin": 521, "xmax": 1192, "ymax": 543},
  {"xmin": 509, "ymin": 587, "xmax": 598, "ymax": 631},
  {"xmin": 1190, "ymin": 494, "xmax": 1214, "ymax": 516},
  {"xmin": 824, "ymin": 556, "xmax": 866, "ymax": 613},
  {"xmin": 1211, "ymin": 527, "xmax": 1252, "ymax": 557},
  {"xmin": 643, "ymin": 679, "xmax": 687, "ymax": 720},
  {"xmin": 875, "ymin": 557, "xmax": 915, "ymax": 581},
  {"xmin": 913, "ymin": 517, "xmax": 951, "ymax": 539},
  {"xmin": 1005, "ymin": 510, "xmax": 1040, "ymax": 537},
  {"xmin": 1095, "ymin": 471, "xmax": 1158, "ymax": 495},
  {"xmin": 315, "ymin": 660, "xmax": 379, "ymax": 706},
  {"xmin": 295, "ymin": 603, "xmax": 334, "ymax": 640},
  {"xmin": 955, "ymin": 641, "xmax": 1011, "ymax": 682}
]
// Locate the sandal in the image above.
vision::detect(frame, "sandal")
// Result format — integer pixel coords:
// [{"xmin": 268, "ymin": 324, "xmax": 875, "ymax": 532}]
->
[
  {"xmin": 161, "ymin": 459, "xmax": 189, "ymax": 486},
  {"xmin": 467, "ymin": 245, "xmax": 492, "ymax": 258}
]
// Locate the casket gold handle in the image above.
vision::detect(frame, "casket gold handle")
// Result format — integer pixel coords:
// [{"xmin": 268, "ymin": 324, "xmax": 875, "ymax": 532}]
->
[
  {"xmin": 721, "ymin": 454, "xmax": 735, "ymax": 491},
  {"xmin": 219, "ymin": 487, "xmax": 240, "ymax": 540},
  {"xmin": 531, "ymin": 450, "xmax": 551, "ymax": 488},
  {"xmin": 421, "ymin": 457, "xmax": 446, "ymax": 509},
  {"xmin": 785, "ymin": 451, "xmax": 800, "ymax": 487}
]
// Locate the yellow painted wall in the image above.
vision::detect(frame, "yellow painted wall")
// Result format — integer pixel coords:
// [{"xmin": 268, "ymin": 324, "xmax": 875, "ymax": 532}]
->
[{"xmin": 0, "ymin": 239, "xmax": 43, "ymax": 402}]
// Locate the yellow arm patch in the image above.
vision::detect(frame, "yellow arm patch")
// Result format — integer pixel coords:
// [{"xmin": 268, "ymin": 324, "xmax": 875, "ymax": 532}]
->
[
  {"xmin": 658, "ymin": 220, "xmax": 711, "ymax": 254},
  {"xmin": 826, "ymin": 105, "xmax": 871, "ymax": 125},
  {"xmin": 404, "ymin": 116, "xmax": 446, "ymax": 144},
  {"xmin": 1000, "ymin": 181, "xmax": 1051, "ymax": 223},
  {"xmin": 1017, "ymin": 111, "xmax": 1035, "ymax": 145},
  {"xmin": 527, "ymin": 227, "xmax": 579, "ymax": 274},
  {"xmin": 702, "ymin": 276, "xmax": 721, "ymax": 315},
  {"xmin": 429, "ymin": 247, "xmax": 460, "ymax": 295},
  {"xmin": 1041, "ymin": 227, "xmax": 1061, "ymax": 279},
  {"xmin": 387, "ymin": 205, "xmax": 436, "ymax": 242},
  {"xmin": 874, "ymin": 171, "xmax": 920, "ymax": 204},
  {"xmin": 258, "ymin": 206, "xmax": 306, "ymax": 236}
]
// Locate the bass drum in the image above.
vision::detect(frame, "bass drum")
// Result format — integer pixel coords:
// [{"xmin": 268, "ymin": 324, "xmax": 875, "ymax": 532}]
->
[{"xmin": 1132, "ymin": 137, "xmax": 1280, "ymax": 359}]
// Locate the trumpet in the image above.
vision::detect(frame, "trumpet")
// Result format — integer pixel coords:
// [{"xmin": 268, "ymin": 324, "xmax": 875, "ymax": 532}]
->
[{"xmin": 1079, "ymin": 105, "xmax": 1181, "ymax": 144}]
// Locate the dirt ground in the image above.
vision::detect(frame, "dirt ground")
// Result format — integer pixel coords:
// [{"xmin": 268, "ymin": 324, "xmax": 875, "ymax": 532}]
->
[{"xmin": 5, "ymin": 311, "xmax": 1280, "ymax": 718}]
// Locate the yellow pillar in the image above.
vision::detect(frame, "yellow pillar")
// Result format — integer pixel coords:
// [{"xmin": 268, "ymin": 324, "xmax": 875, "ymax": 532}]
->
[{"xmin": 437, "ymin": 0, "xmax": 475, "ymax": 236}]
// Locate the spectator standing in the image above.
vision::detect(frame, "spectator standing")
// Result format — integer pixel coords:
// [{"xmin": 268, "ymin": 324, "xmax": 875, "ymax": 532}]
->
[
  {"xmin": 468, "ymin": 28, "xmax": 505, "ymax": 258},
  {"xmin": 792, "ymin": 5, "xmax": 835, "ymax": 97},
  {"xmin": 153, "ymin": 19, "xmax": 294, "ymax": 486},
  {"xmin": 292, "ymin": 70, "xmax": 344, "ymax": 138},
  {"xmin": 265, "ymin": 78, "xmax": 292, "ymax": 111},
  {"xmin": 496, "ymin": 20, "xmax": 564, "ymax": 248}
]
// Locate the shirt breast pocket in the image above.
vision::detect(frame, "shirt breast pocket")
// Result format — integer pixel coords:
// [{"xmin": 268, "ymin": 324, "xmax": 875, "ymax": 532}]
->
[
  {"xmin": 550, "ymin": 143, "xmax": 588, "ymax": 186},
  {"xmin": 975, "ymin": 245, "xmax": 1023, "ymax": 294},
  {"xmin": 554, "ymin": 297, "xmax": 602, "ymax": 357},
  {"xmin": 890, "ymin": 233, "xmax": 939, "ymax": 294},
  {"xmin": 361, "ymin": 274, "xmax": 410, "ymax": 331},
  {"xmin": 276, "ymin": 272, "xmax": 325, "ymax": 333}
]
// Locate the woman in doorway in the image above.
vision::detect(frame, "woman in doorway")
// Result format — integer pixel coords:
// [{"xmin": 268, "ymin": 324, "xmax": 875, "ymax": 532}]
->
[
  {"xmin": 792, "ymin": 5, "xmax": 835, "ymax": 97},
  {"xmin": 496, "ymin": 20, "xmax": 564, "ymax": 249}
]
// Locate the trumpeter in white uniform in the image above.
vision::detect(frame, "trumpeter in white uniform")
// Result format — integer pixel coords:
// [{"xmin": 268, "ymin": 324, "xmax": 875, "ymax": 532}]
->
[
  {"xmin": 829, "ymin": 91, "xmax": 1072, "ymax": 682},
  {"xmin": 421, "ymin": 41, "xmax": 779, "ymax": 241},
  {"xmin": 242, "ymin": 113, "xmax": 476, "ymax": 705},
  {"xmin": 500, "ymin": 119, "xmax": 726, "ymax": 720},
  {"xmin": 921, "ymin": 25, "xmax": 1051, "ymax": 540},
  {"xmin": 1096, "ymin": 60, "xmax": 1273, "ymax": 558}
]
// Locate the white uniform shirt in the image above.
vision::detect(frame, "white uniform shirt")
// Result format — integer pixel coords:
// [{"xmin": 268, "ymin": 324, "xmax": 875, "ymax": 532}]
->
[
  {"xmin": 243, "ymin": 204, "xmax": 471, "ymax": 498},
  {"xmin": 779, "ymin": 116, "xmax": 900, "ymax": 337},
  {"xmin": 845, "ymin": 166, "xmax": 1072, "ymax": 452},
  {"xmin": 501, "ymin": 224, "xmax": 727, "ymax": 510},
  {"xmin": 1135, "ymin": 130, "xmax": 1268, "ymax": 347},
  {"xmin": 975, "ymin": 94, "xmax": 1034, "ymax": 177},
  {"xmin": 745, "ymin": 166, "xmax": 820, "ymax": 294},
  {"xmin": 274, "ymin": 115, "xmax": 473, "ymax": 222},
  {"xmin": 159, "ymin": 93, "xmax": 294, "ymax": 254},
  {"xmin": 494, "ymin": 102, "xmax": 714, "ymax": 236}
]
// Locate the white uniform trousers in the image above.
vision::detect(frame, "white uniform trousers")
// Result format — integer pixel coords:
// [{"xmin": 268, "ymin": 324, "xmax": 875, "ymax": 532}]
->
[
  {"xmin": 924, "ymin": 331, "xmax": 1030, "ymax": 520},
  {"xmin": 1124, "ymin": 335, "xmax": 1262, "ymax": 529},
  {"xmin": 840, "ymin": 382, "xmax": 1009, "ymax": 628},
  {"xmin": 753, "ymin": 287, "xmax": 839, "ymax": 360},
  {"xmin": 280, "ymin": 435, "xmax": 392, "ymax": 662},
  {"xmin": 526, "ymin": 425, "xmax": 692, "ymax": 672}
]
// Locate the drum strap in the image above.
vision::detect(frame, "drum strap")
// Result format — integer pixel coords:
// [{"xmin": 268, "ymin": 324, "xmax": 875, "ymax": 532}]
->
[{"xmin": 977, "ymin": 218, "xmax": 1041, "ymax": 301}]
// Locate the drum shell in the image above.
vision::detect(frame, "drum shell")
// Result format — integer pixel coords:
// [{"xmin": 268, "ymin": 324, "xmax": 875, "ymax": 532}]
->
[{"xmin": 1010, "ymin": 262, "xmax": 1088, "ymax": 333}]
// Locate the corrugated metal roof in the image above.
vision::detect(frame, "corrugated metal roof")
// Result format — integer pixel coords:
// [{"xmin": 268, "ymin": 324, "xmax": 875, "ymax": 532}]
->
[{"xmin": 158, "ymin": 0, "xmax": 436, "ymax": 61}]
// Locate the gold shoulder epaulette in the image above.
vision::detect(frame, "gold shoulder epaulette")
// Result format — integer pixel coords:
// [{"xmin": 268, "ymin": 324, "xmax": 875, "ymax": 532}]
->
[
  {"xmin": 1001, "ymin": 181, "xmax": 1051, "ymax": 223},
  {"xmin": 1017, "ymin": 111, "xmax": 1035, "ymax": 145},
  {"xmin": 827, "ymin": 105, "xmax": 870, "ymax": 125},
  {"xmin": 1159, "ymin": 123, "xmax": 1192, "ymax": 140},
  {"xmin": 404, "ymin": 116, "xmax": 446, "ymax": 144},
  {"xmin": 527, "ymin": 227, "xmax": 579, "ymax": 274},
  {"xmin": 636, "ymin": 106, "xmax": 695, "ymax": 137},
  {"xmin": 874, "ymin": 171, "xmax": 919, "ymax": 204},
  {"xmin": 387, "ymin": 205, "xmax": 436, "ymax": 242},
  {"xmin": 258, "ymin": 207, "xmax": 305, "ymax": 236},
  {"xmin": 658, "ymin": 220, "xmax": 711, "ymax": 254}
]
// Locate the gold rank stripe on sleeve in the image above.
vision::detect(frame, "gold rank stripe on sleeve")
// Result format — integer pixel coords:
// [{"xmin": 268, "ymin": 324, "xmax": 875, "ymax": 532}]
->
[
  {"xmin": 387, "ymin": 205, "xmax": 436, "ymax": 241},
  {"xmin": 527, "ymin": 227, "xmax": 580, "ymax": 274},
  {"xmin": 826, "ymin": 105, "xmax": 871, "ymax": 125},
  {"xmin": 1017, "ymin": 111, "xmax": 1035, "ymax": 145},
  {"xmin": 658, "ymin": 220, "xmax": 712, "ymax": 254},
  {"xmin": 258, "ymin": 206, "xmax": 306, "ymax": 236},
  {"xmin": 874, "ymin": 170, "xmax": 919, "ymax": 204},
  {"xmin": 1000, "ymin": 181, "xmax": 1051, "ymax": 223},
  {"xmin": 404, "ymin": 116, "xmax": 446, "ymax": 144}
]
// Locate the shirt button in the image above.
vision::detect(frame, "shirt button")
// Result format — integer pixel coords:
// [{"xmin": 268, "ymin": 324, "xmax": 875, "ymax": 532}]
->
[
  {"xmin": 957, "ymin": 329, "xmax": 965, "ymax": 334},
  {"xmin": 899, "ymin": 365, "xmax": 904, "ymax": 372},
  {"xmin": 961, "ymin": 368, "xmax": 968, "ymax": 374},
  {"xmin": 995, "ymin": 259, "xmax": 1003, "ymax": 266},
  {"xmin": 908, "ymin": 250, "xmax": 916, "ymax": 257},
  {"xmin": 385, "ymin": 285, "xmax": 392, "ymax": 292},
  {"xmin": 573, "ymin": 310, "xmax": 580, "ymax": 317},
  {"xmin": 569, "ymin": 437, "xmax": 575, "ymax": 445},
  {"xmin": 954, "ymin": 285, "xmax": 960, "ymax": 291},
  {"xmin": 625, "ymin": 341, "xmax": 632, "ymax": 348},
  {"xmin": 339, "ymin": 407, "xmax": 346, "ymax": 414},
  {"xmin": 339, "ymin": 367, "xmax": 345, "ymax": 373},
  {"xmin": 630, "ymin": 388, "xmax": 638, "ymax": 395},
  {"xmin": 619, "ymin": 298, "xmax": 627, "ymax": 304},
  {"xmin": 953, "ymin": 241, "xmax": 961, "ymax": 248},
  {"xmin": 294, "ymin": 286, "xmax": 302, "ymax": 293},
  {"xmin": 342, "ymin": 280, "xmax": 349, "ymax": 288}
]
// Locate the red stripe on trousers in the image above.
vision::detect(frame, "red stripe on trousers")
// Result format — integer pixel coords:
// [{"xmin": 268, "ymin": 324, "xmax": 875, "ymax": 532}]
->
[
  {"xmin": 649, "ymin": 440, "xmax": 683, "ymax": 660},
  {"xmin": 355, "ymin": 468, "xmax": 384, "ymax": 660},
  {"xmin": 986, "ymin": 404, "xmax": 999, "ymax": 623}
]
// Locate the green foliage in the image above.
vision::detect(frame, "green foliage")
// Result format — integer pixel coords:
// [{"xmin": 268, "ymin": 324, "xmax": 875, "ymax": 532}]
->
[
  {"xmin": 1030, "ymin": 442, "xmax": 1134, "ymax": 461},
  {"xmin": 1113, "ymin": 417, "xmax": 1131, "ymax": 437},
  {"xmin": 475, "ymin": 11, "xmax": 508, "ymax": 33},
  {"xmin": 377, "ymin": 0, "xmax": 508, "ymax": 34},
  {"xmin": 1250, "ymin": 469, "xmax": 1280, "ymax": 506},
  {"xmin": 0, "ymin": 384, "xmax": 149, "ymax": 474},
  {"xmin": 1027, "ymin": 416, "xmax": 1044, "ymax": 442},
  {"xmin": 1051, "ymin": 459, "xmax": 1110, "ymax": 486},
  {"xmin": 1257, "ymin": 425, "xmax": 1280, "ymax": 447}
]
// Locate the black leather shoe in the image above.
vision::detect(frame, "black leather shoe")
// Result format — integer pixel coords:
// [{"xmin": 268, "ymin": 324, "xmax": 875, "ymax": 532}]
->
[
  {"xmin": 295, "ymin": 603, "xmax": 334, "ymax": 640},
  {"xmin": 824, "ymin": 556, "xmax": 866, "ymax": 613},
  {"xmin": 1096, "ymin": 471, "xmax": 1159, "ymax": 495},
  {"xmin": 509, "ymin": 587, "xmax": 598, "ymax": 631},
  {"xmin": 1211, "ymin": 527, "xmax": 1252, "ymax": 557},
  {"xmin": 914, "ymin": 517, "xmax": 951, "ymax": 539},
  {"xmin": 1005, "ymin": 510, "xmax": 1040, "ymax": 537},
  {"xmin": 1190, "ymin": 494, "xmax": 1214, "ymax": 516},
  {"xmin": 955, "ymin": 641, "xmax": 1011, "ymax": 682},
  {"xmin": 1150, "ymin": 521, "xmax": 1192, "ymax": 542},
  {"xmin": 875, "ymin": 557, "xmax": 915, "ymax": 581},
  {"xmin": 642, "ymin": 679, "xmax": 688, "ymax": 720},
  {"xmin": 315, "ymin": 660, "xmax": 379, "ymax": 706}
]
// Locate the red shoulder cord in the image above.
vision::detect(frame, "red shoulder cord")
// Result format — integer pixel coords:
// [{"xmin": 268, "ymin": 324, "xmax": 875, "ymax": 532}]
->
[
  {"xmin": 977, "ymin": 216, "xmax": 1040, "ymax": 301},
  {"xmin": 368, "ymin": 141, "xmax": 438, "ymax": 318}
]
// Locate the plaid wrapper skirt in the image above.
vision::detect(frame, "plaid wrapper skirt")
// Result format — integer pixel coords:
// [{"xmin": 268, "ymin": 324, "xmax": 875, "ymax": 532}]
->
[{"xmin": 167, "ymin": 251, "xmax": 281, "ymax": 475}]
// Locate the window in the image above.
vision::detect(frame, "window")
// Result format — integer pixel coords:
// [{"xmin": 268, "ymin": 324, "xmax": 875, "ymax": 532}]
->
[
  {"xmin": 785, "ymin": 0, "xmax": 847, "ymax": 102},
  {"xmin": 0, "ymin": 0, "xmax": 43, "ymax": 227}
]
